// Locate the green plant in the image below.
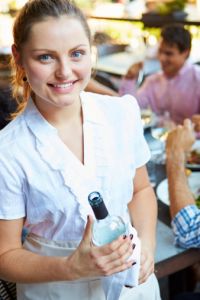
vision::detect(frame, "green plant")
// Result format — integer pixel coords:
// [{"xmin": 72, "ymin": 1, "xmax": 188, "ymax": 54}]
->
[{"xmin": 156, "ymin": 0, "xmax": 187, "ymax": 15}]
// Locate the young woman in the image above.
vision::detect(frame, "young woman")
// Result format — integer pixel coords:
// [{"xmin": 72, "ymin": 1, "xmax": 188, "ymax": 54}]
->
[{"xmin": 0, "ymin": 1, "xmax": 160, "ymax": 299}]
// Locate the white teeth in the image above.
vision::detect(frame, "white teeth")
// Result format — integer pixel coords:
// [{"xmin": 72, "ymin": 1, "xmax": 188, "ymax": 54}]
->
[{"xmin": 53, "ymin": 82, "xmax": 73, "ymax": 88}]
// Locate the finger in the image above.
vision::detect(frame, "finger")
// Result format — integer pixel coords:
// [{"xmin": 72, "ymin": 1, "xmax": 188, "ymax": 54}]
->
[
  {"xmin": 139, "ymin": 267, "xmax": 154, "ymax": 284},
  {"xmin": 176, "ymin": 124, "xmax": 183, "ymax": 130},
  {"xmin": 81, "ymin": 215, "xmax": 93, "ymax": 244},
  {"xmin": 96, "ymin": 234, "xmax": 128, "ymax": 256},
  {"xmin": 184, "ymin": 118, "xmax": 193, "ymax": 130},
  {"xmin": 192, "ymin": 114, "xmax": 200, "ymax": 122},
  {"xmin": 139, "ymin": 261, "xmax": 154, "ymax": 283},
  {"xmin": 106, "ymin": 240, "xmax": 133, "ymax": 266},
  {"xmin": 104, "ymin": 259, "xmax": 135, "ymax": 277},
  {"xmin": 95, "ymin": 238, "xmax": 133, "ymax": 272}
]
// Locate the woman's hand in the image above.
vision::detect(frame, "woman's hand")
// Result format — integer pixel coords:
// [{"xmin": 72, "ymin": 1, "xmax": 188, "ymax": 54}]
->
[
  {"xmin": 139, "ymin": 245, "xmax": 154, "ymax": 284},
  {"xmin": 66, "ymin": 216, "xmax": 134, "ymax": 280}
]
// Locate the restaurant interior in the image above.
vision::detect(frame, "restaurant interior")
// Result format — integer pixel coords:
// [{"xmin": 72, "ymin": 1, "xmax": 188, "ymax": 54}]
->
[{"xmin": 0, "ymin": 1, "xmax": 200, "ymax": 300}]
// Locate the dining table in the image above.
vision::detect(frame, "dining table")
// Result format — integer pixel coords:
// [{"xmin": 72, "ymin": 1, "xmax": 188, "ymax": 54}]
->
[{"xmin": 145, "ymin": 130, "xmax": 200, "ymax": 300}]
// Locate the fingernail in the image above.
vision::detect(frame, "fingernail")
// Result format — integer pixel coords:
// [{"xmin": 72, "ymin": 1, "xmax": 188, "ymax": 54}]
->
[
  {"xmin": 132, "ymin": 262, "xmax": 136, "ymax": 266},
  {"xmin": 132, "ymin": 243, "xmax": 136, "ymax": 249},
  {"xmin": 123, "ymin": 235, "xmax": 127, "ymax": 239},
  {"xmin": 129, "ymin": 234, "xmax": 133, "ymax": 240}
]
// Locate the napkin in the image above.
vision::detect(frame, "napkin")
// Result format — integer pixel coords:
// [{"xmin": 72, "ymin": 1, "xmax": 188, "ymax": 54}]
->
[{"xmin": 101, "ymin": 224, "xmax": 141, "ymax": 300}]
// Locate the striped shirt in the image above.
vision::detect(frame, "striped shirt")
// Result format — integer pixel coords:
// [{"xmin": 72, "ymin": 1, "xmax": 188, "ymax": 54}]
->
[{"xmin": 171, "ymin": 204, "xmax": 200, "ymax": 248}]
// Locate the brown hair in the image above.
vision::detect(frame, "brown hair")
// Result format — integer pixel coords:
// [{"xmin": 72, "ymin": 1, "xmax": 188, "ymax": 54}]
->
[
  {"xmin": 11, "ymin": 0, "xmax": 91, "ymax": 115},
  {"xmin": 161, "ymin": 24, "xmax": 191, "ymax": 53}
]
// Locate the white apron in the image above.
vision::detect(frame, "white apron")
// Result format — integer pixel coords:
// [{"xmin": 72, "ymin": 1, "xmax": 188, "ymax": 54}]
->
[{"xmin": 17, "ymin": 234, "xmax": 161, "ymax": 300}]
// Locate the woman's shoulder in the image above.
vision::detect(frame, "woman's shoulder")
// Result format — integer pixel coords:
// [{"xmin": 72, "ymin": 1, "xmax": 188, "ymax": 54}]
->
[
  {"xmin": 0, "ymin": 114, "xmax": 26, "ymax": 151},
  {"xmin": 82, "ymin": 91, "xmax": 140, "ymax": 116}
]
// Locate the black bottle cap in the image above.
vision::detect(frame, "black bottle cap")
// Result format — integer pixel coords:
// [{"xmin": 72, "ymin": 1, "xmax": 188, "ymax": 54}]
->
[{"xmin": 88, "ymin": 191, "xmax": 108, "ymax": 220}]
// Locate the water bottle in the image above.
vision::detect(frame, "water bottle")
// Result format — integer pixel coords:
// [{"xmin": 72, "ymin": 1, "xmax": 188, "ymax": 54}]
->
[{"xmin": 88, "ymin": 191, "xmax": 127, "ymax": 246}]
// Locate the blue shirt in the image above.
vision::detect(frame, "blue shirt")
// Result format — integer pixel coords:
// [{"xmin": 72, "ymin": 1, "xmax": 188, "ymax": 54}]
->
[{"xmin": 171, "ymin": 204, "xmax": 200, "ymax": 248}]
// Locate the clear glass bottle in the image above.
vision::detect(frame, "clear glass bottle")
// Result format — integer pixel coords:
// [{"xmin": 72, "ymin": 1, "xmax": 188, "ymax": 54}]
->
[{"xmin": 88, "ymin": 191, "xmax": 127, "ymax": 246}]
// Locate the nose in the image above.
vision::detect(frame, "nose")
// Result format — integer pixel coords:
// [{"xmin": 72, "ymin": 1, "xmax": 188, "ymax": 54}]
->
[{"xmin": 55, "ymin": 58, "xmax": 72, "ymax": 79}]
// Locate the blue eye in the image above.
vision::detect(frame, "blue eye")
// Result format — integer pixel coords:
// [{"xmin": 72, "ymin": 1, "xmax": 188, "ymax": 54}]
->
[
  {"xmin": 71, "ymin": 50, "xmax": 83, "ymax": 58},
  {"xmin": 39, "ymin": 54, "xmax": 53, "ymax": 62}
]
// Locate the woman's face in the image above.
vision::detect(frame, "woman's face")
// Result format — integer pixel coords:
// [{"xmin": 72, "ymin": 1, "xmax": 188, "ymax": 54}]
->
[{"xmin": 19, "ymin": 16, "xmax": 92, "ymax": 110}]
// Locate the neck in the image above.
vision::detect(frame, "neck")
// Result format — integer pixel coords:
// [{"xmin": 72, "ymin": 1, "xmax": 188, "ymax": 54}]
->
[
  {"xmin": 165, "ymin": 63, "xmax": 186, "ymax": 79},
  {"xmin": 34, "ymin": 98, "xmax": 82, "ymax": 128}
]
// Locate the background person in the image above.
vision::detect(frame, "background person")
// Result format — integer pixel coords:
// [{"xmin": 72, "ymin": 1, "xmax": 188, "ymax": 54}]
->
[
  {"xmin": 166, "ymin": 119, "xmax": 200, "ymax": 248},
  {"xmin": 119, "ymin": 24, "xmax": 200, "ymax": 124},
  {"xmin": 166, "ymin": 119, "xmax": 200, "ymax": 300},
  {"xmin": 0, "ymin": 1, "xmax": 160, "ymax": 299}
]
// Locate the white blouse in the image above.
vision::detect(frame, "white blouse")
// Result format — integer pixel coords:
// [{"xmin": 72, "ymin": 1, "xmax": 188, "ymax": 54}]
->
[{"xmin": 0, "ymin": 92, "xmax": 150, "ymax": 241}]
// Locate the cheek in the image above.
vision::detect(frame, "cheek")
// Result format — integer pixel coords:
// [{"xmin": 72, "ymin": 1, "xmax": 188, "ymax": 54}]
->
[
  {"xmin": 25, "ymin": 63, "xmax": 50, "ymax": 84},
  {"xmin": 170, "ymin": 58, "xmax": 180, "ymax": 68},
  {"xmin": 79, "ymin": 58, "xmax": 92, "ymax": 75}
]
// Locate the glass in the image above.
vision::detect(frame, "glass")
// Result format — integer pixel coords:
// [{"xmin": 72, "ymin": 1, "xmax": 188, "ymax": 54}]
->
[
  {"xmin": 147, "ymin": 148, "xmax": 164, "ymax": 187},
  {"xmin": 150, "ymin": 112, "xmax": 175, "ymax": 164}
]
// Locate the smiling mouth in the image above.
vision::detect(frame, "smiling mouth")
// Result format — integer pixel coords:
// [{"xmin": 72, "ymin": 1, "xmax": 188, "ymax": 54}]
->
[{"xmin": 48, "ymin": 82, "xmax": 75, "ymax": 88}]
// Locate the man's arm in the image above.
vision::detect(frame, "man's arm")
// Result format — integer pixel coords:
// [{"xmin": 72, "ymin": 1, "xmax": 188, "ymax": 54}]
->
[
  {"xmin": 119, "ymin": 62, "xmax": 153, "ymax": 109},
  {"xmin": 85, "ymin": 78, "xmax": 118, "ymax": 96},
  {"xmin": 166, "ymin": 119, "xmax": 200, "ymax": 248},
  {"xmin": 166, "ymin": 148, "xmax": 195, "ymax": 218}
]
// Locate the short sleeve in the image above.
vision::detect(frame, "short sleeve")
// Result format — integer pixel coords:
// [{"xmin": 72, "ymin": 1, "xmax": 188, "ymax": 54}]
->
[
  {"xmin": 122, "ymin": 94, "xmax": 151, "ymax": 168},
  {"xmin": 171, "ymin": 204, "xmax": 200, "ymax": 248},
  {"xmin": 0, "ymin": 155, "xmax": 26, "ymax": 220}
]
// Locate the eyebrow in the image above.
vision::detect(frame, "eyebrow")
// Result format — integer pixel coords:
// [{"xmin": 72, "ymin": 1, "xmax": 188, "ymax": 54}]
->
[
  {"xmin": 31, "ymin": 44, "xmax": 89, "ymax": 52},
  {"xmin": 158, "ymin": 48, "xmax": 174, "ymax": 54}
]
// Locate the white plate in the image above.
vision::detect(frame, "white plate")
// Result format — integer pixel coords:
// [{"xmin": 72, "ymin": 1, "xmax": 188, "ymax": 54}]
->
[
  {"xmin": 156, "ymin": 172, "xmax": 200, "ymax": 206},
  {"xmin": 185, "ymin": 140, "xmax": 200, "ymax": 170}
]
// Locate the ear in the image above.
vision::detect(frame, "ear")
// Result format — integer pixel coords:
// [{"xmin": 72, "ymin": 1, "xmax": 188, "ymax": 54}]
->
[
  {"xmin": 183, "ymin": 49, "xmax": 190, "ymax": 60},
  {"xmin": 12, "ymin": 44, "xmax": 23, "ymax": 67}
]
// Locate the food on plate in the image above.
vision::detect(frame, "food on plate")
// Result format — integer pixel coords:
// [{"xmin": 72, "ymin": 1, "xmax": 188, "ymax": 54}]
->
[
  {"xmin": 186, "ymin": 149, "xmax": 200, "ymax": 165},
  {"xmin": 185, "ymin": 168, "xmax": 192, "ymax": 177}
]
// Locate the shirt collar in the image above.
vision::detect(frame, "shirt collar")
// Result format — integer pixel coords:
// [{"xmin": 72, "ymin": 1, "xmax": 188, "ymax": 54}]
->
[
  {"xmin": 23, "ymin": 92, "xmax": 106, "ymax": 143},
  {"xmin": 23, "ymin": 97, "xmax": 57, "ymax": 143},
  {"xmin": 80, "ymin": 91, "xmax": 106, "ymax": 125},
  {"xmin": 177, "ymin": 60, "xmax": 190, "ymax": 76},
  {"xmin": 163, "ymin": 60, "xmax": 190, "ymax": 81}
]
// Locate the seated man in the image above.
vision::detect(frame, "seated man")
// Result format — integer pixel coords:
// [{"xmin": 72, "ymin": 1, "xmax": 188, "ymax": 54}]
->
[
  {"xmin": 166, "ymin": 118, "xmax": 200, "ymax": 248},
  {"xmin": 119, "ymin": 24, "xmax": 200, "ymax": 124},
  {"xmin": 166, "ymin": 119, "xmax": 200, "ymax": 300}
]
